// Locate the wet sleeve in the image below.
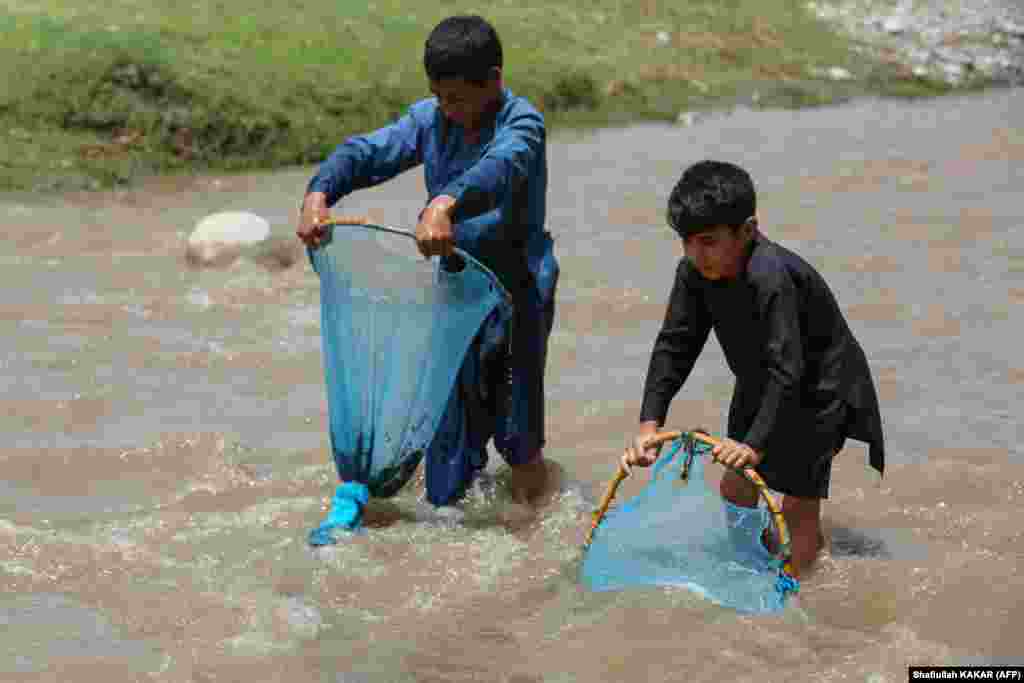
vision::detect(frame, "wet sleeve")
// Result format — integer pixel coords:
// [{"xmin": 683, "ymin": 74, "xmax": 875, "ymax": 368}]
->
[
  {"xmin": 306, "ymin": 108, "xmax": 424, "ymax": 206},
  {"xmin": 743, "ymin": 276, "xmax": 805, "ymax": 452},
  {"xmin": 440, "ymin": 107, "xmax": 543, "ymax": 232},
  {"xmin": 639, "ymin": 261, "xmax": 712, "ymax": 426}
]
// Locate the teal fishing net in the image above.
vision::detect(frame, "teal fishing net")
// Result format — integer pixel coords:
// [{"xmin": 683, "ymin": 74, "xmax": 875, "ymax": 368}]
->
[
  {"xmin": 581, "ymin": 436, "xmax": 799, "ymax": 614},
  {"xmin": 306, "ymin": 221, "xmax": 510, "ymax": 545}
]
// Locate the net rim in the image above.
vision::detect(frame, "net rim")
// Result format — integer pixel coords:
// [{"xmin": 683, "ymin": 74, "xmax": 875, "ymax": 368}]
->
[
  {"xmin": 315, "ymin": 217, "xmax": 513, "ymax": 304},
  {"xmin": 587, "ymin": 430, "xmax": 795, "ymax": 571}
]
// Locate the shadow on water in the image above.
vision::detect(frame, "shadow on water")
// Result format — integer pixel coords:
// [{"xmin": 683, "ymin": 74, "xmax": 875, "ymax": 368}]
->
[{"xmin": 827, "ymin": 525, "xmax": 931, "ymax": 562}]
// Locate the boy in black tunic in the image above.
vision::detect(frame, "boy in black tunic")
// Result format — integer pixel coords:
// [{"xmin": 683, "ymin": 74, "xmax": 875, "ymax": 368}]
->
[{"xmin": 623, "ymin": 160, "xmax": 885, "ymax": 577}]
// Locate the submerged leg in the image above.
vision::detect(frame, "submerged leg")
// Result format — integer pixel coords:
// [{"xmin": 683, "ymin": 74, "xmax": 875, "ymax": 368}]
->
[
  {"xmin": 781, "ymin": 495, "xmax": 823, "ymax": 577},
  {"xmin": 507, "ymin": 449, "xmax": 548, "ymax": 504},
  {"xmin": 720, "ymin": 469, "xmax": 769, "ymax": 556},
  {"xmin": 719, "ymin": 468, "xmax": 758, "ymax": 507},
  {"xmin": 722, "ymin": 470, "xmax": 794, "ymax": 557}
]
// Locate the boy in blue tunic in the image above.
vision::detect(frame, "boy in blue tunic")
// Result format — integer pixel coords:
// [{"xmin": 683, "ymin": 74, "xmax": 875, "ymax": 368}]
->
[
  {"xmin": 623, "ymin": 161, "xmax": 885, "ymax": 577},
  {"xmin": 297, "ymin": 16, "xmax": 558, "ymax": 506}
]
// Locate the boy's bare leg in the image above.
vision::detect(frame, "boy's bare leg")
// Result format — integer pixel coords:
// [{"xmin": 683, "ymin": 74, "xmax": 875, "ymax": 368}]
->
[
  {"xmin": 508, "ymin": 450, "xmax": 548, "ymax": 504},
  {"xmin": 781, "ymin": 495, "xmax": 823, "ymax": 577},
  {"xmin": 722, "ymin": 472, "xmax": 827, "ymax": 577},
  {"xmin": 719, "ymin": 468, "xmax": 758, "ymax": 507}
]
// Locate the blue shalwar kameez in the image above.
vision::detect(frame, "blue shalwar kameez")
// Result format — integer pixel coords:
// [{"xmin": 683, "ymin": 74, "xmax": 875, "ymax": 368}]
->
[{"xmin": 307, "ymin": 89, "xmax": 559, "ymax": 505}]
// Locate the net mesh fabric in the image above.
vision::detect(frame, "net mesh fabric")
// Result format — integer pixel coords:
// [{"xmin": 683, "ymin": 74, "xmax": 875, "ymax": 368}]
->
[
  {"xmin": 306, "ymin": 223, "xmax": 509, "ymax": 544},
  {"xmin": 581, "ymin": 438, "xmax": 797, "ymax": 613}
]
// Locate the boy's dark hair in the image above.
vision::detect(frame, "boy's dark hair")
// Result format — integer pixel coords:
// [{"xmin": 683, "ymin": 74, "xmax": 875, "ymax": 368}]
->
[
  {"xmin": 666, "ymin": 160, "xmax": 756, "ymax": 238},
  {"xmin": 424, "ymin": 15, "xmax": 503, "ymax": 85}
]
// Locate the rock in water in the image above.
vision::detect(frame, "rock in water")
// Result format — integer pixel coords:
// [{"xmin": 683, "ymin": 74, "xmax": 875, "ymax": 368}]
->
[{"xmin": 186, "ymin": 211, "xmax": 271, "ymax": 267}]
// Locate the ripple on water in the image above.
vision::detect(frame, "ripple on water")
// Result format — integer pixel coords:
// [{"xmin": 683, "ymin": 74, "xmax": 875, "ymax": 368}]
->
[{"xmin": 0, "ymin": 593, "xmax": 164, "ymax": 674}]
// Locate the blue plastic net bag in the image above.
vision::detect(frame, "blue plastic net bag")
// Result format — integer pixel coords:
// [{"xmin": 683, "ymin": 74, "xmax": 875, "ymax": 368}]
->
[
  {"xmin": 580, "ymin": 436, "xmax": 798, "ymax": 614},
  {"xmin": 306, "ymin": 221, "xmax": 510, "ymax": 545}
]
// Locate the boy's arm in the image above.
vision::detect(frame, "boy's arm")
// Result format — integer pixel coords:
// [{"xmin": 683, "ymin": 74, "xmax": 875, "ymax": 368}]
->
[
  {"xmin": 437, "ymin": 107, "xmax": 543, "ymax": 229},
  {"xmin": 743, "ymin": 278, "xmax": 805, "ymax": 453},
  {"xmin": 305, "ymin": 107, "xmax": 425, "ymax": 207},
  {"xmin": 638, "ymin": 260, "xmax": 712, "ymax": 427}
]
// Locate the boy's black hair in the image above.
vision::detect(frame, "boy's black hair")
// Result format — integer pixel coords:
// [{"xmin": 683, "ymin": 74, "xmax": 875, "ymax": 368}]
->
[
  {"xmin": 424, "ymin": 16, "xmax": 503, "ymax": 85},
  {"xmin": 666, "ymin": 160, "xmax": 756, "ymax": 238}
]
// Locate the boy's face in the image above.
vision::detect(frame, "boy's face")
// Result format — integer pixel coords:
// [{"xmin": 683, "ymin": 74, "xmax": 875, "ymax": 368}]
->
[
  {"xmin": 682, "ymin": 221, "xmax": 755, "ymax": 281},
  {"xmin": 430, "ymin": 70, "xmax": 502, "ymax": 131}
]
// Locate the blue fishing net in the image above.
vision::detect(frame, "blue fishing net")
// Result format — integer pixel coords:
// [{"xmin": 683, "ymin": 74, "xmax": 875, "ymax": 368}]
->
[
  {"xmin": 306, "ymin": 222, "xmax": 510, "ymax": 545},
  {"xmin": 580, "ymin": 438, "xmax": 797, "ymax": 614}
]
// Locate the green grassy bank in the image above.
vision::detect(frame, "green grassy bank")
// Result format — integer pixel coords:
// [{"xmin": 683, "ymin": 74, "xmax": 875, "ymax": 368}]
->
[{"xmin": 0, "ymin": 0, "xmax": 957, "ymax": 192}]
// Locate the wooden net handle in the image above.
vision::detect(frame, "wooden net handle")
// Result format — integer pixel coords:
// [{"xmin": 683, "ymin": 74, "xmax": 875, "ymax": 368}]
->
[
  {"xmin": 642, "ymin": 429, "xmax": 712, "ymax": 448},
  {"xmin": 316, "ymin": 213, "xmax": 416, "ymax": 240},
  {"xmin": 584, "ymin": 460, "xmax": 629, "ymax": 547},
  {"xmin": 317, "ymin": 213, "xmax": 373, "ymax": 226}
]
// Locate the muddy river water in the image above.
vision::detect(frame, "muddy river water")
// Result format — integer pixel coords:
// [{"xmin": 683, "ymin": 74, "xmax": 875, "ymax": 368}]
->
[{"xmin": 1, "ymin": 88, "xmax": 1022, "ymax": 681}]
